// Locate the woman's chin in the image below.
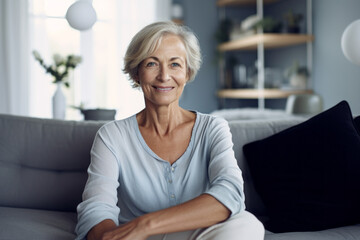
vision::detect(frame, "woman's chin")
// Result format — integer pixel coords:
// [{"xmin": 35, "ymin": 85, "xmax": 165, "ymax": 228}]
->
[{"xmin": 146, "ymin": 97, "xmax": 180, "ymax": 108}]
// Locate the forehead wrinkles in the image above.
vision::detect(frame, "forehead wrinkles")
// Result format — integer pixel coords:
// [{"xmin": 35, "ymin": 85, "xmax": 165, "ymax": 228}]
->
[
  {"xmin": 151, "ymin": 34, "xmax": 186, "ymax": 53},
  {"xmin": 153, "ymin": 37, "xmax": 187, "ymax": 65}
]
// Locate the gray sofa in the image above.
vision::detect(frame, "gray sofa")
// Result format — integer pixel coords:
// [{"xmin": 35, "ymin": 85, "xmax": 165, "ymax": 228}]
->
[{"xmin": 0, "ymin": 113, "xmax": 359, "ymax": 239}]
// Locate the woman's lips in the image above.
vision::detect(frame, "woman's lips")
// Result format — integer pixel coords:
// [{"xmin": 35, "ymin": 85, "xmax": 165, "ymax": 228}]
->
[{"xmin": 154, "ymin": 86, "xmax": 174, "ymax": 92}]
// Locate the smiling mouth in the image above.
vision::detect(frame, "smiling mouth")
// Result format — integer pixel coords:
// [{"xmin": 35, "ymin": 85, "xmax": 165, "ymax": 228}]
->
[{"xmin": 154, "ymin": 86, "xmax": 174, "ymax": 91}]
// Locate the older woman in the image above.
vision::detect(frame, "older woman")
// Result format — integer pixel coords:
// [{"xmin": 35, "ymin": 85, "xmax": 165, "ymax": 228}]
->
[{"xmin": 75, "ymin": 21, "xmax": 264, "ymax": 240}]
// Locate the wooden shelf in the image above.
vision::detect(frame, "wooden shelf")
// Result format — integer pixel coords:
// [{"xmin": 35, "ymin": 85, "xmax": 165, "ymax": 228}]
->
[
  {"xmin": 216, "ymin": 0, "xmax": 313, "ymax": 109},
  {"xmin": 218, "ymin": 34, "xmax": 314, "ymax": 52},
  {"xmin": 217, "ymin": 0, "xmax": 279, "ymax": 7},
  {"xmin": 217, "ymin": 89, "xmax": 314, "ymax": 99}
]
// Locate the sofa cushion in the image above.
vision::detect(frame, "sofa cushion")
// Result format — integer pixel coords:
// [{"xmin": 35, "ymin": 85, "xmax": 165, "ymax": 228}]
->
[
  {"xmin": 0, "ymin": 206, "xmax": 76, "ymax": 240},
  {"xmin": 228, "ymin": 118, "xmax": 305, "ymax": 218},
  {"xmin": 264, "ymin": 224, "xmax": 360, "ymax": 240},
  {"xmin": 0, "ymin": 114, "xmax": 104, "ymax": 212},
  {"xmin": 243, "ymin": 101, "xmax": 360, "ymax": 233}
]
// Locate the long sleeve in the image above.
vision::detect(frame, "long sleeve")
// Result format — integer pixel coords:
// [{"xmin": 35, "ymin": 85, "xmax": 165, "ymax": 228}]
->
[
  {"xmin": 204, "ymin": 117, "xmax": 245, "ymax": 216},
  {"xmin": 75, "ymin": 126, "xmax": 121, "ymax": 240}
]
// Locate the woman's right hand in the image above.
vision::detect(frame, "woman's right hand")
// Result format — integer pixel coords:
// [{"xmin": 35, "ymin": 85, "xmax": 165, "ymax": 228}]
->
[
  {"xmin": 88, "ymin": 217, "xmax": 151, "ymax": 240},
  {"xmin": 99, "ymin": 216, "xmax": 150, "ymax": 240}
]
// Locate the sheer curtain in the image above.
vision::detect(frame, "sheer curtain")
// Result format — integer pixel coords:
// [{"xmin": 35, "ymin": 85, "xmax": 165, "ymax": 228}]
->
[
  {"xmin": 0, "ymin": 0, "xmax": 30, "ymax": 116},
  {"xmin": 27, "ymin": 0, "xmax": 171, "ymax": 120}
]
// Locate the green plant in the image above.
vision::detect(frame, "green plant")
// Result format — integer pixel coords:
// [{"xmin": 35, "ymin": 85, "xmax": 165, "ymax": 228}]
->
[
  {"xmin": 284, "ymin": 61, "xmax": 309, "ymax": 79},
  {"xmin": 70, "ymin": 102, "xmax": 86, "ymax": 110},
  {"xmin": 32, "ymin": 50, "xmax": 82, "ymax": 88},
  {"xmin": 215, "ymin": 19, "xmax": 233, "ymax": 43},
  {"xmin": 284, "ymin": 10, "xmax": 303, "ymax": 32},
  {"xmin": 253, "ymin": 17, "xmax": 282, "ymax": 33}
]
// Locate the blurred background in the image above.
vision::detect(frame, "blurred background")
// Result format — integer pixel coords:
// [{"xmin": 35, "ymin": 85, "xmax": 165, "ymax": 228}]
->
[{"xmin": 1, "ymin": 0, "xmax": 360, "ymax": 120}]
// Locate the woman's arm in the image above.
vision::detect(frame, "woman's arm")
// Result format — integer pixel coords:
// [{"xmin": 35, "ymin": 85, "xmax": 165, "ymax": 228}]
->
[
  {"xmin": 141, "ymin": 193, "xmax": 230, "ymax": 235},
  {"xmin": 88, "ymin": 193, "xmax": 230, "ymax": 240},
  {"xmin": 75, "ymin": 126, "xmax": 121, "ymax": 240},
  {"xmin": 87, "ymin": 220, "xmax": 117, "ymax": 240}
]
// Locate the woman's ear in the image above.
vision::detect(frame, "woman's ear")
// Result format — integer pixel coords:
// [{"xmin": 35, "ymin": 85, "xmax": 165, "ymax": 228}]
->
[
  {"xmin": 186, "ymin": 69, "xmax": 191, "ymax": 82},
  {"xmin": 133, "ymin": 74, "xmax": 140, "ymax": 84}
]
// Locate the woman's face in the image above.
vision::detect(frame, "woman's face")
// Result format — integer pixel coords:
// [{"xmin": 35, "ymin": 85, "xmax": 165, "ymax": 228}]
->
[{"xmin": 136, "ymin": 34, "xmax": 188, "ymax": 108}]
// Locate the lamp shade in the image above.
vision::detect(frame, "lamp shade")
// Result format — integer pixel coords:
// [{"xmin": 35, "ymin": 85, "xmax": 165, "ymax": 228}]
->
[
  {"xmin": 341, "ymin": 19, "xmax": 360, "ymax": 66},
  {"xmin": 65, "ymin": 1, "xmax": 97, "ymax": 31}
]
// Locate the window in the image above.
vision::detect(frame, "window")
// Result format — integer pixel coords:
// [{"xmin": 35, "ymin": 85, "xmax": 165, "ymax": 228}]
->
[{"xmin": 28, "ymin": 0, "xmax": 170, "ymax": 120}]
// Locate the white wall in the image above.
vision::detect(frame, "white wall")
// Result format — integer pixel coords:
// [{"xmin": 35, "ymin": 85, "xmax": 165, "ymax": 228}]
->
[{"xmin": 313, "ymin": 0, "xmax": 360, "ymax": 115}]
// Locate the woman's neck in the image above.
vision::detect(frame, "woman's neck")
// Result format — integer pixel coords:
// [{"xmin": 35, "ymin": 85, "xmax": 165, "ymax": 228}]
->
[{"xmin": 137, "ymin": 103, "xmax": 192, "ymax": 137}]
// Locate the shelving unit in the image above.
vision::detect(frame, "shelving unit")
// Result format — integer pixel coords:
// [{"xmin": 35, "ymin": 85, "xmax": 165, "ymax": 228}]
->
[
  {"xmin": 216, "ymin": 0, "xmax": 314, "ymax": 109},
  {"xmin": 218, "ymin": 88, "xmax": 313, "ymax": 99},
  {"xmin": 218, "ymin": 33, "xmax": 314, "ymax": 51}
]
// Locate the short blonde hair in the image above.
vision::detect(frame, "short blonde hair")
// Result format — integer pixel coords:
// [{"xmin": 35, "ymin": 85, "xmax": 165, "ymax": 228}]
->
[{"xmin": 123, "ymin": 21, "xmax": 202, "ymax": 88}]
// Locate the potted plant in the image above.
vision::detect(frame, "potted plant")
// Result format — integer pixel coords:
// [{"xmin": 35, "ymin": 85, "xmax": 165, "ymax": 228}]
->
[
  {"xmin": 32, "ymin": 50, "xmax": 82, "ymax": 119},
  {"xmin": 284, "ymin": 61, "xmax": 309, "ymax": 89},
  {"xmin": 284, "ymin": 10, "xmax": 303, "ymax": 33},
  {"xmin": 215, "ymin": 18, "xmax": 233, "ymax": 43},
  {"xmin": 253, "ymin": 17, "xmax": 282, "ymax": 33},
  {"xmin": 32, "ymin": 50, "xmax": 82, "ymax": 87}
]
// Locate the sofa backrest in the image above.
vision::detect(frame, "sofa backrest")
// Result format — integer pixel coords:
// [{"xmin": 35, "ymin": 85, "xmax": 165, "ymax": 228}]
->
[
  {"xmin": 0, "ymin": 114, "xmax": 104, "ymax": 212},
  {"xmin": 228, "ymin": 118, "xmax": 305, "ymax": 217},
  {"xmin": 0, "ymin": 113, "xmax": 305, "ymax": 215}
]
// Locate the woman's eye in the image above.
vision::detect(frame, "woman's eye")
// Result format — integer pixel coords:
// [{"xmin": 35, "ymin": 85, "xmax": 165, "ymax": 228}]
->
[
  {"xmin": 146, "ymin": 62, "xmax": 156, "ymax": 67},
  {"xmin": 171, "ymin": 62, "xmax": 180, "ymax": 67}
]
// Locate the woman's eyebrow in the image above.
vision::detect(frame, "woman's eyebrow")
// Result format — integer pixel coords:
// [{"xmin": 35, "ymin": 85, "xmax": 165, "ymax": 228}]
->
[
  {"xmin": 146, "ymin": 56, "xmax": 184, "ymax": 62},
  {"xmin": 146, "ymin": 56, "xmax": 159, "ymax": 61}
]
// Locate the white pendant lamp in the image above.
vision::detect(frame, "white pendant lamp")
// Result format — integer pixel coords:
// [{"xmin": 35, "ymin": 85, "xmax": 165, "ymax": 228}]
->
[
  {"xmin": 341, "ymin": 19, "xmax": 360, "ymax": 66},
  {"xmin": 66, "ymin": 0, "xmax": 97, "ymax": 31}
]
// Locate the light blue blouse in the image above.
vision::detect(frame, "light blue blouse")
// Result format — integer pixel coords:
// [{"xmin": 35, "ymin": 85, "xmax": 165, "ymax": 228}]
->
[{"xmin": 75, "ymin": 112, "xmax": 245, "ymax": 239}]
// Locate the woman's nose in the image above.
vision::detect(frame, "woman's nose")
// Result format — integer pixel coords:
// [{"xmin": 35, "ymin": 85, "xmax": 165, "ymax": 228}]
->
[{"xmin": 157, "ymin": 66, "xmax": 170, "ymax": 81}]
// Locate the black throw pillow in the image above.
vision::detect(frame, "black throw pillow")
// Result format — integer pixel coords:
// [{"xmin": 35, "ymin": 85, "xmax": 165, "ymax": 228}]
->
[
  {"xmin": 354, "ymin": 115, "xmax": 360, "ymax": 134},
  {"xmin": 243, "ymin": 101, "xmax": 360, "ymax": 233}
]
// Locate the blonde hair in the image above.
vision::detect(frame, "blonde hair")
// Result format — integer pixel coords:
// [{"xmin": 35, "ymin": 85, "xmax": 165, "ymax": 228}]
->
[{"xmin": 123, "ymin": 21, "xmax": 202, "ymax": 88}]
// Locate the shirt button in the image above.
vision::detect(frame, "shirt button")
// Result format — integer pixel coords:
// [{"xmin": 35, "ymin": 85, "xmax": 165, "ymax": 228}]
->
[
  {"xmin": 168, "ymin": 179, "xmax": 173, "ymax": 183},
  {"xmin": 170, "ymin": 194, "xmax": 175, "ymax": 198},
  {"xmin": 171, "ymin": 167, "xmax": 175, "ymax": 172}
]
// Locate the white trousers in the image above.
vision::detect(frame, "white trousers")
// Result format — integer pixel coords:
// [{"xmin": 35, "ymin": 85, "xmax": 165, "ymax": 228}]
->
[{"xmin": 148, "ymin": 210, "xmax": 265, "ymax": 240}]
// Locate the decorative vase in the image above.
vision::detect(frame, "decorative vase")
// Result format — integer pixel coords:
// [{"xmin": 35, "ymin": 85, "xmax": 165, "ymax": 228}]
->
[
  {"xmin": 290, "ymin": 73, "xmax": 307, "ymax": 89},
  {"xmin": 52, "ymin": 82, "xmax": 66, "ymax": 119}
]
